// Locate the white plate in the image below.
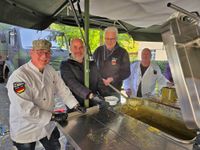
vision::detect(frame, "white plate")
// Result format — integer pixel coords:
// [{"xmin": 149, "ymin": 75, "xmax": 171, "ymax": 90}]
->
[{"xmin": 104, "ymin": 96, "xmax": 119, "ymax": 106}]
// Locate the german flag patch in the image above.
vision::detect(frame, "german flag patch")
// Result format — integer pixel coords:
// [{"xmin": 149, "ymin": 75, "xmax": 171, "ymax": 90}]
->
[{"xmin": 13, "ymin": 82, "xmax": 26, "ymax": 94}]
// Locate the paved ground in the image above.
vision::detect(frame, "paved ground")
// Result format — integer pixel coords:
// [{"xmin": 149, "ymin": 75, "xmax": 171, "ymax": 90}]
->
[
  {"xmin": 0, "ymin": 83, "xmax": 68, "ymax": 150},
  {"xmin": 0, "ymin": 83, "xmax": 13, "ymax": 150}
]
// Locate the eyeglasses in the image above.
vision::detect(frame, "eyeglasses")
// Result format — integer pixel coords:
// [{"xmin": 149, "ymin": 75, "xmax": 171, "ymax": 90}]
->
[
  {"xmin": 33, "ymin": 50, "xmax": 51, "ymax": 56},
  {"xmin": 105, "ymin": 38, "xmax": 116, "ymax": 41}
]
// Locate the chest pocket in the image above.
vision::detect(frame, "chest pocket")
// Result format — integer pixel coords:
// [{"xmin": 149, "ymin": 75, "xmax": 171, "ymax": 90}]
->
[
  {"xmin": 151, "ymin": 69, "xmax": 158, "ymax": 80},
  {"xmin": 102, "ymin": 58, "xmax": 120, "ymax": 77}
]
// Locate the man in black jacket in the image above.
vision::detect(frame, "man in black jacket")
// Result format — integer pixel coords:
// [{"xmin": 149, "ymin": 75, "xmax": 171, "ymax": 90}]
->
[
  {"xmin": 93, "ymin": 26, "xmax": 130, "ymax": 97},
  {"xmin": 60, "ymin": 38, "xmax": 106, "ymax": 107}
]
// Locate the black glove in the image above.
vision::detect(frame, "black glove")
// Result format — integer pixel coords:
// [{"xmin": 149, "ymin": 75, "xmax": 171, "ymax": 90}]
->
[
  {"xmin": 91, "ymin": 94, "xmax": 109, "ymax": 108},
  {"xmin": 74, "ymin": 105, "xmax": 86, "ymax": 113},
  {"xmin": 51, "ymin": 112, "xmax": 68, "ymax": 127}
]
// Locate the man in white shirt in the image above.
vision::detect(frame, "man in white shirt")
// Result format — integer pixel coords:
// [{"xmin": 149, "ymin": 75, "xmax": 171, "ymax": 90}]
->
[
  {"xmin": 124, "ymin": 48, "xmax": 168, "ymax": 98},
  {"xmin": 6, "ymin": 39, "xmax": 80, "ymax": 150}
]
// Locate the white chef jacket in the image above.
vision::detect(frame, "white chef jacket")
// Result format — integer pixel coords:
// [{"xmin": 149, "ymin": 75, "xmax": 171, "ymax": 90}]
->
[
  {"xmin": 6, "ymin": 61, "xmax": 79, "ymax": 143},
  {"xmin": 123, "ymin": 61, "xmax": 168, "ymax": 98}
]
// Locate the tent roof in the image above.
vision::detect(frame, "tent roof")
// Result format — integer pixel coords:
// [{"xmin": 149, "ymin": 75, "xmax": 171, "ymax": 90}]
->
[
  {"xmin": 85, "ymin": 0, "xmax": 200, "ymax": 28},
  {"xmin": 0, "ymin": 0, "xmax": 200, "ymax": 41}
]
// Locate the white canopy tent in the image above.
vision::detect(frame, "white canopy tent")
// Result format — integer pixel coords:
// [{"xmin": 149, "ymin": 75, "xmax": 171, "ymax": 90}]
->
[
  {"xmin": 0, "ymin": 0, "xmax": 200, "ymax": 41},
  {"xmin": 80, "ymin": 0, "xmax": 200, "ymax": 27}
]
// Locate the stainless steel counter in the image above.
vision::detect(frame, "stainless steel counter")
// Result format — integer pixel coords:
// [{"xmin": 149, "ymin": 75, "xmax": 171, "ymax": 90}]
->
[{"xmin": 58, "ymin": 106, "xmax": 193, "ymax": 150}]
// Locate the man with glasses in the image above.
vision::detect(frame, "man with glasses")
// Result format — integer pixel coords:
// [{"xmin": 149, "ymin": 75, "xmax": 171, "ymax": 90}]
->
[
  {"xmin": 93, "ymin": 26, "xmax": 130, "ymax": 98},
  {"xmin": 6, "ymin": 39, "xmax": 80, "ymax": 150}
]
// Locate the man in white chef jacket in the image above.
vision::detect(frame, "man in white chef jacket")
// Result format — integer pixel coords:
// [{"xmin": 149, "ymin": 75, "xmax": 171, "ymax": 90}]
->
[
  {"xmin": 123, "ymin": 48, "xmax": 168, "ymax": 98},
  {"xmin": 6, "ymin": 39, "xmax": 80, "ymax": 150}
]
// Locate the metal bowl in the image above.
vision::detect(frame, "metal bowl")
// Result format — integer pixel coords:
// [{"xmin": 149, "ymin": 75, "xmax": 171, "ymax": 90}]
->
[{"xmin": 104, "ymin": 96, "xmax": 119, "ymax": 106}]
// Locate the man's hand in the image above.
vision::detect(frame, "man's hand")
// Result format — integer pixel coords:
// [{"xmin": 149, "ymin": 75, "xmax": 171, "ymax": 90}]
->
[
  {"xmin": 91, "ymin": 94, "xmax": 109, "ymax": 108},
  {"xmin": 167, "ymin": 82, "xmax": 174, "ymax": 87},
  {"xmin": 102, "ymin": 77, "xmax": 113, "ymax": 86},
  {"xmin": 125, "ymin": 89, "xmax": 132, "ymax": 97},
  {"xmin": 51, "ymin": 112, "xmax": 68, "ymax": 127},
  {"xmin": 74, "ymin": 105, "xmax": 86, "ymax": 113}
]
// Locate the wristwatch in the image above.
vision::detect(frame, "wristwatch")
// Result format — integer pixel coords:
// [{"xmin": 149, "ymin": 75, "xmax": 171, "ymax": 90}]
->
[{"xmin": 88, "ymin": 93, "xmax": 94, "ymax": 100}]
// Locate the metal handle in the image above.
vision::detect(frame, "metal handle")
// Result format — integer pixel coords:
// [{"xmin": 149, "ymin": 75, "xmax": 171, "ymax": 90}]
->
[
  {"xmin": 167, "ymin": 3, "xmax": 200, "ymax": 22},
  {"xmin": 107, "ymin": 83, "xmax": 128, "ymax": 99}
]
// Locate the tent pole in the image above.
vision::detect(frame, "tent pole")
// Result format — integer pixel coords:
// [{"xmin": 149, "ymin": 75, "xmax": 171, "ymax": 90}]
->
[{"xmin": 84, "ymin": 0, "xmax": 90, "ymax": 107}]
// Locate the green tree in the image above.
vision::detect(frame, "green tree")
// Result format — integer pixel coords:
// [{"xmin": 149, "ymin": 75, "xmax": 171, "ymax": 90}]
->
[
  {"xmin": 118, "ymin": 33, "xmax": 139, "ymax": 62},
  {"xmin": 51, "ymin": 23, "xmax": 100, "ymax": 52},
  {"xmin": 50, "ymin": 23, "xmax": 139, "ymax": 61}
]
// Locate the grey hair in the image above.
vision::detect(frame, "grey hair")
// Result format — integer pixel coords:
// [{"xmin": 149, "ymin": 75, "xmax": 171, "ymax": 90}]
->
[
  {"xmin": 104, "ymin": 26, "xmax": 118, "ymax": 35},
  {"xmin": 70, "ymin": 38, "xmax": 84, "ymax": 48}
]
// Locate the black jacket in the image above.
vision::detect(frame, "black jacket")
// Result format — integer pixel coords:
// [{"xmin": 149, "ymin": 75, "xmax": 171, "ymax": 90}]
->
[
  {"xmin": 60, "ymin": 59, "xmax": 100, "ymax": 107},
  {"xmin": 93, "ymin": 43, "xmax": 130, "ymax": 96}
]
